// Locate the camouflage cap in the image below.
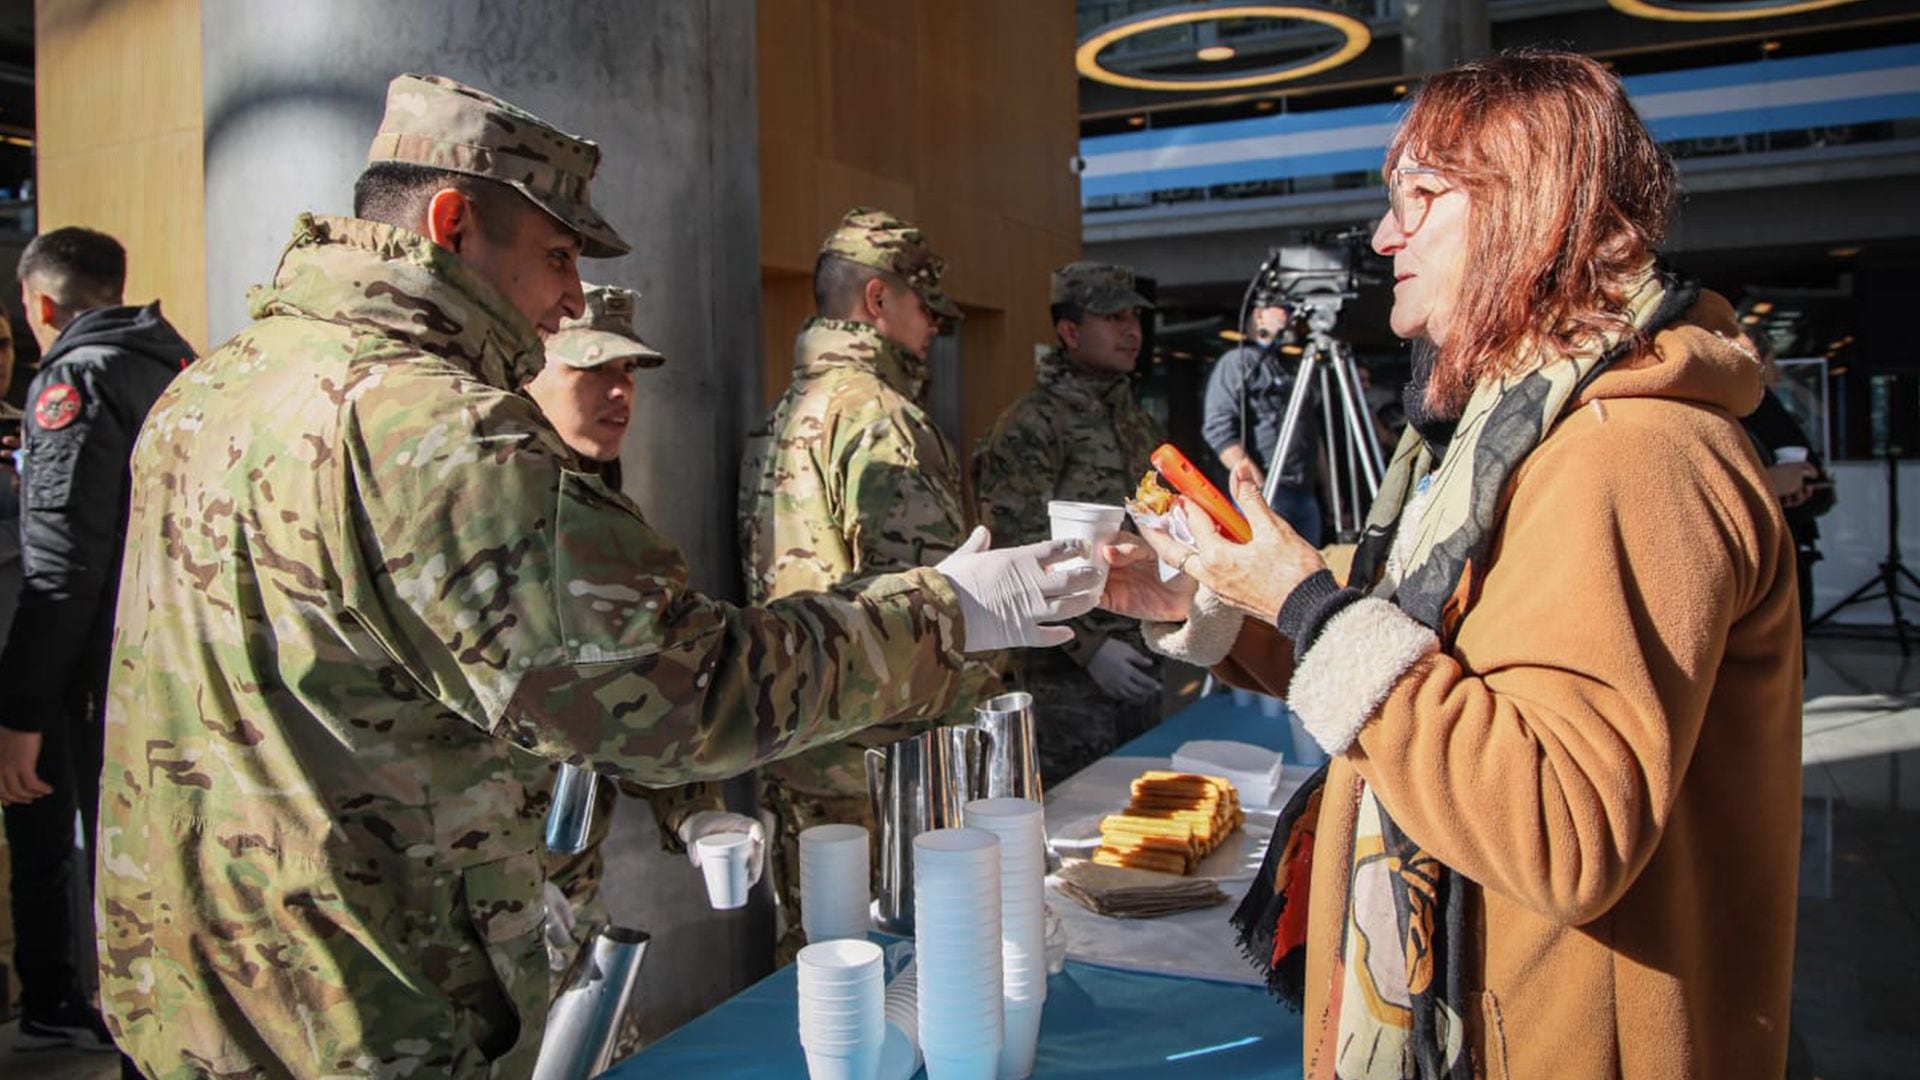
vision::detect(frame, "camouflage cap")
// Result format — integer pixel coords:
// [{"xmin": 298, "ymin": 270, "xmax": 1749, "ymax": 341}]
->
[
  {"xmin": 367, "ymin": 73, "xmax": 631, "ymax": 259},
  {"xmin": 1049, "ymin": 261, "xmax": 1154, "ymax": 315},
  {"xmin": 818, "ymin": 207, "xmax": 961, "ymax": 321},
  {"xmin": 546, "ymin": 284, "xmax": 664, "ymax": 369}
]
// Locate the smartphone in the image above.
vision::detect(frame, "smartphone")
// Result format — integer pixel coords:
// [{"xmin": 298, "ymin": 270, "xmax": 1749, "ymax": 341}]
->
[{"xmin": 1150, "ymin": 443, "xmax": 1253, "ymax": 543}]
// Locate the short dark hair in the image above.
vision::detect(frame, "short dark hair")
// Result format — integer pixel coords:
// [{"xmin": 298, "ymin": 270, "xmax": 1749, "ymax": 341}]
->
[
  {"xmin": 812, "ymin": 252, "xmax": 894, "ymax": 317},
  {"xmin": 18, "ymin": 227, "xmax": 126, "ymax": 309},
  {"xmin": 353, "ymin": 161, "xmax": 519, "ymax": 245},
  {"xmin": 1050, "ymin": 301, "xmax": 1084, "ymax": 347}
]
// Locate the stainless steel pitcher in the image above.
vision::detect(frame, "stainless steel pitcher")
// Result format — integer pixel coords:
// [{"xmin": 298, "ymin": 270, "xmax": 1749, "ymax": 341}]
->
[
  {"xmin": 972, "ymin": 691, "xmax": 1043, "ymax": 803},
  {"xmin": 544, "ymin": 762, "xmax": 599, "ymax": 856},
  {"xmin": 865, "ymin": 725, "xmax": 985, "ymax": 934},
  {"xmin": 532, "ymin": 924, "xmax": 650, "ymax": 1080}
]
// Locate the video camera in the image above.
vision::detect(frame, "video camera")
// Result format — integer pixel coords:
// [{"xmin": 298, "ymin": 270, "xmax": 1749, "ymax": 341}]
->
[{"xmin": 1244, "ymin": 228, "xmax": 1380, "ymax": 336}]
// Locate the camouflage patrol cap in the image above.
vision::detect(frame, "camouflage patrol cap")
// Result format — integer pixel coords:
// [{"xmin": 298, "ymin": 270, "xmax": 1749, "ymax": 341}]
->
[
  {"xmin": 367, "ymin": 73, "xmax": 631, "ymax": 259},
  {"xmin": 1049, "ymin": 261, "xmax": 1154, "ymax": 315},
  {"xmin": 546, "ymin": 284, "xmax": 664, "ymax": 369},
  {"xmin": 819, "ymin": 207, "xmax": 961, "ymax": 321}
]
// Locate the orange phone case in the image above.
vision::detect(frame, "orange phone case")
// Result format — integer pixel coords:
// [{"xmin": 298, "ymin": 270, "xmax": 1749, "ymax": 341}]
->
[{"xmin": 1150, "ymin": 443, "xmax": 1253, "ymax": 544}]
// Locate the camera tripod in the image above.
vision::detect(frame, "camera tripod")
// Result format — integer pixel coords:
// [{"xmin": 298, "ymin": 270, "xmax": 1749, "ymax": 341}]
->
[
  {"xmin": 1265, "ymin": 298, "xmax": 1387, "ymax": 541},
  {"xmin": 1808, "ymin": 449, "xmax": 1920, "ymax": 655}
]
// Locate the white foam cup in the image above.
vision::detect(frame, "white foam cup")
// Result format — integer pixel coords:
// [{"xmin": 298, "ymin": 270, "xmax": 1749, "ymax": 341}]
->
[
  {"xmin": 696, "ymin": 832, "xmax": 753, "ymax": 910},
  {"xmin": 1047, "ymin": 501, "xmax": 1126, "ymax": 571}
]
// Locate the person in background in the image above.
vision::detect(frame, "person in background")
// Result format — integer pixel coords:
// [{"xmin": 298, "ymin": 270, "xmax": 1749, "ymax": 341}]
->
[
  {"xmin": 0, "ymin": 227, "xmax": 191, "ymax": 1058},
  {"xmin": 1741, "ymin": 328, "xmax": 1834, "ymax": 631},
  {"xmin": 973, "ymin": 261, "xmax": 1166, "ymax": 785},
  {"xmin": 521, "ymin": 283, "xmax": 764, "ymax": 984},
  {"xmin": 738, "ymin": 208, "xmax": 1000, "ymax": 962},
  {"xmin": 1201, "ymin": 291, "xmax": 1323, "ymax": 545},
  {"xmin": 1101, "ymin": 50, "xmax": 1800, "ymax": 1080}
]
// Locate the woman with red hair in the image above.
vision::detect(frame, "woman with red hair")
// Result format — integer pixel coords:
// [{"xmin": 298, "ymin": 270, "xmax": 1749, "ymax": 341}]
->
[{"xmin": 1102, "ymin": 51, "xmax": 1799, "ymax": 1078}]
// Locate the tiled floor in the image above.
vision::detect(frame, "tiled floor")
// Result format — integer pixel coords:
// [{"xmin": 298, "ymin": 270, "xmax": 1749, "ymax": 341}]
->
[
  {"xmin": 3, "ymin": 637, "xmax": 1914, "ymax": 1078},
  {"xmin": 1791, "ymin": 635, "xmax": 1920, "ymax": 1080}
]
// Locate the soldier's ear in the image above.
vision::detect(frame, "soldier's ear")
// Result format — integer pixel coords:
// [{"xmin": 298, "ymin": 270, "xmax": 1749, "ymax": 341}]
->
[
  {"xmin": 425, "ymin": 188, "xmax": 477, "ymax": 254},
  {"xmin": 861, "ymin": 275, "xmax": 889, "ymax": 322},
  {"xmin": 1055, "ymin": 317, "xmax": 1080, "ymax": 352}
]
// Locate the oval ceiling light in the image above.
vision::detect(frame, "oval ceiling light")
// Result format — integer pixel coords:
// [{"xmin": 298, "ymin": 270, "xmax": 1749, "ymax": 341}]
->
[
  {"xmin": 1197, "ymin": 44, "xmax": 1238, "ymax": 61},
  {"xmin": 1077, "ymin": 3, "xmax": 1372, "ymax": 92},
  {"xmin": 1606, "ymin": 0, "xmax": 1860, "ymax": 22}
]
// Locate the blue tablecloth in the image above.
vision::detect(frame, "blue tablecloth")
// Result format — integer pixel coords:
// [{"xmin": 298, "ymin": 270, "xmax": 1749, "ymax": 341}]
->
[{"xmin": 604, "ymin": 694, "xmax": 1305, "ymax": 1078}]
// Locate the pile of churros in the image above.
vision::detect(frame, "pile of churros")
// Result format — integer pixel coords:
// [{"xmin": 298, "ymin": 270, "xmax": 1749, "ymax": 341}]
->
[{"xmin": 1091, "ymin": 770, "xmax": 1244, "ymax": 876}]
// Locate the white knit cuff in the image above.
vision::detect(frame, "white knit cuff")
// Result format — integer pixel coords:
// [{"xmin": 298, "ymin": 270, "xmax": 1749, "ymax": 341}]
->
[
  {"xmin": 1140, "ymin": 587, "xmax": 1245, "ymax": 668},
  {"xmin": 1287, "ymin": 598, "xmax": 1438, "ymax": 755}
]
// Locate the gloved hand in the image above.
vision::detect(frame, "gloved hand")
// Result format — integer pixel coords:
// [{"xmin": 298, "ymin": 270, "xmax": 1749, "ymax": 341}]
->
[
  {"xmin": 1084, "ymin": 638, "xmax": 1162, "ymax": 703},
  {"xmin": 679, "ymin": 810, "xmax": 767, "ymax": 888},
  {"xmin": 935, "ymin": 526, "xmax": 1103, "ymax": 653}
]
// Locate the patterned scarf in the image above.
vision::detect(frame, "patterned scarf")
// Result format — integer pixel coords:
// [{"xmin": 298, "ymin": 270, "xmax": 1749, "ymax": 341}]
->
[{"xmin": 1231, "ymin": 268, "xmax": 1694, "ymax": 1078}]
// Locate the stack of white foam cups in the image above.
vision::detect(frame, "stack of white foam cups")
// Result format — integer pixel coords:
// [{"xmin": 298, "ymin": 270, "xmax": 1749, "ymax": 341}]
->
[
  {"xmin": 797, "ymin": 938, "xmax": 887, "ymax": 1080},
  {"xmin": 963, "ymin": 798, "xmax": 1049, "ymax": 1079},
  {"xmin": 800, "ymin": 823, "xmax": 872, "ymax": 944},
  {"xmin": 912, "ymin": 827, "xmax": 1004, "ymax": 1079}
]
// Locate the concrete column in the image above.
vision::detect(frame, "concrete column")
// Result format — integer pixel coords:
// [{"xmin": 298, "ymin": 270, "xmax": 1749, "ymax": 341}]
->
[
  {"xmin": 1401, "ymin": 0, "xmax": 1490, "ymax": 76},
  {"xmin": 199, "ymin": 0, "xmax": 769, "ymax": 1042}
]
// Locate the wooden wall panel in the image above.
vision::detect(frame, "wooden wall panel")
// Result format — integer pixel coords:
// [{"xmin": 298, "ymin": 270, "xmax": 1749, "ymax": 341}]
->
[
  {"xmin": 36, "ymin": 0, "xmax": 207, "ymax": 351},
  {"xmin": 757, "ymin": 0, "xmax": 1081, "ymax": 457}
]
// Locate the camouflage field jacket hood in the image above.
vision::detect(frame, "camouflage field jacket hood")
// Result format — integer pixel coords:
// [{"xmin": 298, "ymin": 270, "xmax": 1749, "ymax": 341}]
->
[
  {"xmin": 791, "ymin": 317, "xmax": 930, "ymax": 402},
  {"xmin": 254, "ymin": 212, "xmax": 547, "ymax": 391},
  {"xmin": 98, "ymin": 214, "xmax": 969, "ymax": 1078}
]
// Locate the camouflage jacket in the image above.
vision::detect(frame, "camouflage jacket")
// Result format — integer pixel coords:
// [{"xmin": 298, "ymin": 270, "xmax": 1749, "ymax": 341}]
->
[
  {"xmin": 738, "ymin": 318, "xmax": 999, "ymax": 795},
  {"xmin": 97, "ymin": 215, "xmax": 968, "ymax": 1079},
  {"xmin": 972, "ymin": 347, "xmax": 1164, "ymax": 654}
]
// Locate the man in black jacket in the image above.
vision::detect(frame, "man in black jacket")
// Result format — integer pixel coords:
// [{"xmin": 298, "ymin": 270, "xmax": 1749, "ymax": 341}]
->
[{"xmin": 0, "ymin": 227, "xmax": 190, "ymax": 1052}]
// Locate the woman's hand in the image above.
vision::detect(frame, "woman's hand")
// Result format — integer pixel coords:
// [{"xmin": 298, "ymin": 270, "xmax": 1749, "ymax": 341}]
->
[
  {"xmin": 1096, "ymin": 534, "xmax": 1198, "ymax": 623},
  {"xmin": 1160, "ymin": 461, "xmax": 1326, "ymax": 621}
]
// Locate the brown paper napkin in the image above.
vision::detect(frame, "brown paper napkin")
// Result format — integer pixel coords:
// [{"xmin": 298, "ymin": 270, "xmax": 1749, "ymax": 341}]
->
[{"xmin": 1055, "ymin": 860, "xmax": 1227, "ymax": 919}]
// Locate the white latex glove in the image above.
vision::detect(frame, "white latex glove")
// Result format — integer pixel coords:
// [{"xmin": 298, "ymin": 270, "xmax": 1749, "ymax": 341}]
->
[
  {"xmin": 935, "ymin": 526, "xmax": 1103, "ymax": 653},
  {"xmin": 679, "ymin": 810, "xmax": 766, "ymax": 888},
  {"xmin": 1085, "ymin": 638, "xmax": 1162, "ymax": 704}
]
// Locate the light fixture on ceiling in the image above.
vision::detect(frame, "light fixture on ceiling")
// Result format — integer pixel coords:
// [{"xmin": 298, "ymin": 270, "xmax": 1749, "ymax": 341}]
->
[
  {"xmin": 1606, "ymin": 0, "xmax": 1860, "ymax": 22},
  {"xmin": 1828, "ymin": 245, "xmax": 1862, "ymax": 258},
  {"xmin": 1761, "ymin": 39, "xmax": 1782, "ymax": 53},
  {"xmin": 1750, "ymin": 301, "xmax": 1774, "ymax": 315},
  {"xmin": 1197, "ymin": 44, "xmax": 1237, "ymax": 62},
  {"xmin": 1127, "ymin": 115, "xmax": 1147, "ymax": 128},
  {"xmin": 1740, "ymin": 313, "xmax": 1761, "ymax": 325},
  {"xmin": 1218, "ymin": 328, "xmax": 1245, "ymax": 342},
  {"xmin": 1392, "ymin": 83, "xmax": 1408, "ymax": 95},
  {"xmin": 1255, "ymin": 99, "xmax": 1276, "ymax": 111},
  {"xmin": 1077, "ymin": 3, "xmax": 1372, "ymax": 93}
]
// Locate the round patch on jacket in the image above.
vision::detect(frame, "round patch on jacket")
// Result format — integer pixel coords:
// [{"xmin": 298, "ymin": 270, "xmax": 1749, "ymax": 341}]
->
[{"xmin": 33, "ymin": 382, "xmax": 83, "ymax": 431}]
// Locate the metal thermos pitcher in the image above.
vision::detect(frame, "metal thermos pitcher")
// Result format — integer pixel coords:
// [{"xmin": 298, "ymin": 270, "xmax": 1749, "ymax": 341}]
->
[
  {"xmin": 865, "ymin": 725, "xmax": 985, "ymax": 934},
  {"xmin": 972, "ymin": 691, "xmax": 1043, "ymax": 803},
  {"xmin": 532, "ymin": 924, "xmax": 650, "ymax": 1080},
  {"xmin": 544, "ymin": 762, "xmax": 599, "ymax": 856}
]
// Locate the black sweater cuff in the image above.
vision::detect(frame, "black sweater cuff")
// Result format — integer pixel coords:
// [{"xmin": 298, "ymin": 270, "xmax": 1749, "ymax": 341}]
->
[{"xmin": 1274, "ymin": 569, "xmax": 1363, "ymax": 657}]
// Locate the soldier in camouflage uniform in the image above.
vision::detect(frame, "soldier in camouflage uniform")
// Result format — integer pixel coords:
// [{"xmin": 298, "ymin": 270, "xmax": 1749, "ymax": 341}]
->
[
  {"xmin": 973, "ymin": 262, "xmax": 1168, "ymax": 785},
  {"xmin": 524, "ymin": 286, "xmax": 761, "ymax": 986},
  {"xmin": 95, "ymin": 75, "xmax": 1093, "ymax": 1078},
  {"xmin": 738, "ymin": 208, "xmax": 1001, "ymax": 961}
]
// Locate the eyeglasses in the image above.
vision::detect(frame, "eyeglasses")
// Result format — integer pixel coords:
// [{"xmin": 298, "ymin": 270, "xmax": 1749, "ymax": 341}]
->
[{"xmin": 1385, "ymin": 167, "xmax": 1448, "ymax": 237}]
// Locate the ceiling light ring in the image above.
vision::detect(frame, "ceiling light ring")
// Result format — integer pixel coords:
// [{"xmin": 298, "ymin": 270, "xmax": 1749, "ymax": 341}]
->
[
  {"xmin": 1605, "ymin": 0, "xmax": 1861, "ymax": 23},
  {"xmin": 1076, "ymin": 3, "xmax": 1373, "ymax": 93}
]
